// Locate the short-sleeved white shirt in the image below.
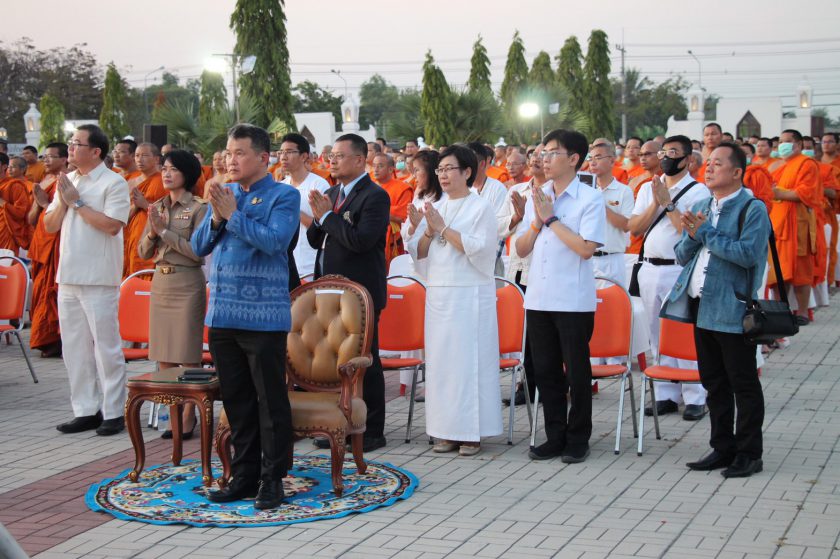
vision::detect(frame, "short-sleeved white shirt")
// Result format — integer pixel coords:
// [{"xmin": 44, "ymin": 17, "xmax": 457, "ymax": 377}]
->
[
  {"xmin": 48, "ymin": 162, "xmax": 130, "ymax": 286},
  {"xmin": 523, "ymin": 178, "xmax": 606, "ymax": 312},
  {"xmin": 284, "ymin": 172, "xmax": 330, "ymax": 276},
  {"xmin": 597, "ymin": 178, "xmax": 635, "ymax": 253},
  {"xmin": 631, "ymin": 173, "xmax": 709, "ymax": 259}
]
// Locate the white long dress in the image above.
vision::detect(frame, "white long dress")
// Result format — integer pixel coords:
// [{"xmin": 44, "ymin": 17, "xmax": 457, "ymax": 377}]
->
[{"xmin": 407, "ymin": 191, "xmax": 503, "ymax": 442}]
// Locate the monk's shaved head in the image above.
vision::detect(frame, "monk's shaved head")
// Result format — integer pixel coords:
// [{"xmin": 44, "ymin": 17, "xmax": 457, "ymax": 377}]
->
[{"xmin": 640, "ymin": 140, "xmax": 661, "ymax": 172}]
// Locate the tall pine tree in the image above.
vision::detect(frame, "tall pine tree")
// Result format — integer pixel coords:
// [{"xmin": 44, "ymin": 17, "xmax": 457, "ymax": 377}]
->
[
  {"xmin": 198, "ymin": 70, "xmax": 228, "ymax": 124},
  {"xmin": 528, "ymin": 51, "xmax": 555, "ymax": 106},
  {"xmin": 500, "ymin": 31, "xmax": 529, "ymax": 119},
  {"xmin": 230, "ymin": 0, "xmax": 293, "ymax": 128},
  {"xmin": 420, "ymin": 51, "xmax": 454, "ymax": 147},
  {"xmin": 583, "ymin": 30, "xmax": 613, "ymax": 139},
  {"xmin": 39, "ymin": 93, "xmax": 66, "ymax": 148},
  {"xmin": 468, "ymin": 35, "xmax": 492, "ymax": 94},
  {"xmin": 99, "ymin": 63, "xmax": 129, "ymax": 144},
  {"xmin": 556, "ymin": 36, "xmax": 585, "ymax": 115}
]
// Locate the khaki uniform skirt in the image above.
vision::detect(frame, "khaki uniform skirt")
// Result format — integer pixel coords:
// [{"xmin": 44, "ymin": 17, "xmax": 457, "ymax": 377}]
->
[{"xmin": 149, "ymin": 267, "xmax": 206, "ymax": 363}]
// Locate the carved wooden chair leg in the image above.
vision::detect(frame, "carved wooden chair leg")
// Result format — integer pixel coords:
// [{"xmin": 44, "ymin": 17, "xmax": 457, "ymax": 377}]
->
[
  {"xmin": 330, "ymin": 430, "xmax": 346, "ymax": 497},
  {"xmin": 214, "ymin": 416, "xmax": 232, "ymax": 488},
  {"xmin": 350, "ymin": 433, "xmax": 366, "ymax": 474}
]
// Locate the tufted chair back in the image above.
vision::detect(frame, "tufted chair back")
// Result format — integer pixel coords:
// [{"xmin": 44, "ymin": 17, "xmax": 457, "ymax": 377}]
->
[{"xmin": 286, "ymin": 275, "xmax": 374, "ymax": 394}]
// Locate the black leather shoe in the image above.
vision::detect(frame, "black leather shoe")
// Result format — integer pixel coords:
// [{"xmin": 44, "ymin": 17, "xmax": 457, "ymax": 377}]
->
[
  {"xmin": 362, "ymin": 436, "xmax": 387, "ymax": 452},
  {"xmin": 96, "ymin": 416, "xmax": 125, "ymax": 436},
  {"xmin": 56, "ymin": 412, "xmax": 102, "ymax": 434},
  {"xmin": 528, "ymin": 440, "xmax": 565, "ymax": 461},
  {"xmin": 561, "ymin": 444, "xmax": 590, "ymax": 464},
  {"xmin": 686, "ymin": 450, "xmax": 734, "ymax": 471},
  {"xmin": 722, "ymin": 455, "xmax": 763, "ymax": 478},
  {"xmin": 644, "ymin": 400, "xmax": 679, "ymax": 417},
  {"xmin": 682, "ymin": 404, "xmax": 707, "ymax": 421},
  {"xmin": 208, "ymin": 477, "xmax": 259, "ymax": 503},
  {"xmin": 503, "ymin": 386, "xmax": 535, "ymax": 407},
  {"xmin": 795, "ymin": 314, "xmax": 810, "ymax": 326},
  {"xmin": 254, "ymin": 479, "xmax": 285, "ymax": 510}
]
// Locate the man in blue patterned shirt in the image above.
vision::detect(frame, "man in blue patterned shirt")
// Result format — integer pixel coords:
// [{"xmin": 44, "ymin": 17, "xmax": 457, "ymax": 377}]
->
[{"xmin": 192, "ymin": 124, "xmax": 299, "ymax": 509}]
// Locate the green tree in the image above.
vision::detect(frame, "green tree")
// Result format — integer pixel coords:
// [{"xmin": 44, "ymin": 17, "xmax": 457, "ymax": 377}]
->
[
  {"xmin": 358, "ymin": 74, "xmax": 400, "ymax": 133},
  {"xmin": 610, "ymin": 69, "xmax": 689, "ymax": 138},
  {"xmin": 468, "ymin": 35, "xmax": 492, "ymax": 94},
  {"xmin": 99, "ymin": 63, "xmax": 129, "ymax": 144},
  {"xmin": 556, "ymin": 36, "xmax": 585, "ymax": 114},
  {"xmin": 528, "ymin": 51, "xmax": 555, "ymax": 106},
  {"xmin": 583, "ymin": 30, "xmax": 613, "ymax": 139},
  {"xmin": 451, "ymin": 89, "xmax": 503, "ymax": 143},
  {"xmin": 500, "ymin": 31, "xmax": 529, "ymax": 125},
  {"xmin": 39, "ymin": 93, "xmax": 66, "ymax": 148},
  {"xmin": 198, "ymin": 70, "xmax": 228, "ymax": 124},
  {"xmin": 230, "ymin": 0, "xmax": 293, "ymax": 128},
  {"xmin": 420, "ymin": 51, "xmax": 455, "ymax": 146},
  {"xmin": 386, "ymin": 90, "xmax": 424, "ymax": 146},
  {"xmin": 293, "ymin": 80, "xmax": 343, "ymax": 128},
  {"xmin": 149, "ymin": 72, "xmax": 200, "ymax": 125}
]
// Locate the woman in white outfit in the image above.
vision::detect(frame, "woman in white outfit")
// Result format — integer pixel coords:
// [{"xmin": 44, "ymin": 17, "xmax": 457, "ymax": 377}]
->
[{"xmin": 406, "ymin": 145, "xmax": 503, "ymax": 456}]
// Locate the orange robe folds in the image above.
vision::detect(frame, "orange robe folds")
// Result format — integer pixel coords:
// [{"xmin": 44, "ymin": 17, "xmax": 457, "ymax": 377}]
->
[
  {"xmin": 754, "ymin": 156, "xmax": 779, "ymax": 170},
  {"xmin": 486, "ymin": 165, "xmax": 511, "ymax": 184},
  {"xmin": 25, "ymin": 161, "xmax": 46, "ymax": 184},
  {"xmin": 201, "ymin": 165, "xmax": 214, "ymax": 181},
  {"xmin": 309, "ymin": 165, "xmax": 336, "ymax": 186},
  {"xmin": 818, "ymin": 162, "xmax": 840, "ymax": 282},
  {"xmin": 625, "ymin": 163, "xmax": 645, "ymax": 180},
  {"xmin": 743, "ymin": 165, "xmax": 774, "ymax": 212},
  {"xmin": 380, "ymin": 178, "xmax": 413, "ymax": 268},
  {"xmin": 768, "ymin": 155, "xmax": 822, "ymax": 287},
  {"xmin": 696, "ymin": 162, "xmax": 708, "ymax": 184},
  {"xmin": 0, "ymin": 178, "xmax": 32, "ymax": 252},
  {"xmin": 124, "ymin": 172, "xmax": 166, "ymax": 277},
  {"xmin": 28, "ymin": 177, "xmax": 62, "ymax": 350},
  {"xmin": 612, "ymin": 167, "xmax": 629, "ymax": 184}
]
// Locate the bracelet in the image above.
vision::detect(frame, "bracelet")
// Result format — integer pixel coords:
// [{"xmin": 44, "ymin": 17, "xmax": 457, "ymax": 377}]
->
[
  {"xmin": 423, "ymin": 230, "xmax": 434, "ymax": 238},
  {"xmin": 529, "ymin": 222, "xmax": 541, "ymax": 233},
  {"xmin": 440, "ymin": 225, "xmax": 450, "ymax": 237},
  {"xmin": 543, "ymin": 216, "xmax": 559, "ymax": 228}
]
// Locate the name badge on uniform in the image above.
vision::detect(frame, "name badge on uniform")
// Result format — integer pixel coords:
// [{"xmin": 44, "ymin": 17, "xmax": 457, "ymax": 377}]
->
[
  {"xmin": 608, "ymin": 200, "xmax": 620, "ymax": 206},
  {"xmin": 176, "ymin": 212, "xmax": 190, "ymax": 220},
  {"xmin": 251, "ymin": 197, "xmax": 263, "ymax": 205}
]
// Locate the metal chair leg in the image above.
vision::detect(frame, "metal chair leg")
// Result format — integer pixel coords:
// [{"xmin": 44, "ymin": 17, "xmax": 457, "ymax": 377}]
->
[
  {"xmin": 614, "ymin": 373, "xmax": 626, "ymax": 455},
  {"xmin": 649, "ymin": 379, "xmax": 661, "ymax": 439},
  {"xmin": 507, "ymin": 367, "xmax": 516, "ymax": 445},
  {"xmin": 406, "ymin": 365, "xmax": 419, "ymax": 443},
  {"xmin": 628, "ymin": 373, "xmax": 638, "ymax": 438},
  {"xmin": 529, "ymin": 388, "xmax": 540, "ymax": 449},
  {"xmin": 521, "ymin": 366, "xmax": 533, "ymax": 425},
  {"xmin": 637, "ymin": 376, "xmax": 646, "ymax": 456},
  {"xmin": 12, "ymin": 331, "xmax": 37, "ymax": 383}
]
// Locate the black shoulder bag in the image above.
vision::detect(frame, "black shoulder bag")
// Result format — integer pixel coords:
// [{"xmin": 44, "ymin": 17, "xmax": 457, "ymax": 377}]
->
[
  {"xmin": 628, "ymin": 181, "xmax": 698, "ymax": 296},
  {"xmin": 738, "ymin": 198, "xmax": 799, "ymax": 345}
]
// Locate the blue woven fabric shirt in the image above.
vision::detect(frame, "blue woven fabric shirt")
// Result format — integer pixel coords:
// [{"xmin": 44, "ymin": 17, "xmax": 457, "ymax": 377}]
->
[{"xmin": 192, "ymin": 174, "xmax": 300, "ymax": 332}]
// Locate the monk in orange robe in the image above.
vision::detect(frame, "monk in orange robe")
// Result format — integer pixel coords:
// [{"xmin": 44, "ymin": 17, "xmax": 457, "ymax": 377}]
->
[
  {"xmin": 22, "ymin": 146, "xmax": 46, "ymax": 184},
  {"xmin": 625, "ymin": 140, "xmax": 663, "ymax": 256},
  {"xmin": 486, "ymin": 164, "xmax": 511, "ymax": 183},
  {"xmin": 372, "ymin": 154, "xmax": 412, "ymax": 268},
  {"xmin": 504, "ymin": 151, "xmax": 530, "ymax": 187},
  {"xmin": 740, "ymin": 144, "xmax": 774, "ymax": 211},
  {"xmin": 821, "ymin": 133, "xmax": 840, "ymax": 283},
  {"xmin": 695, "ymin": 123, "xmax": 723, "ymax": 183},
  {"xmin": 753, "ymin": 137, "xmax": 779, "ymax": 169},
  {"xmin": 768, "ymin": 130, "xmax": 824, "ymax": 319},
  {"xmin": 0, "ymin": 155, "xmax": 32, "ymax": 254},
  {"xmin": 112, "ymin": 139, "xmax": 141, "ymax": 181},
  {"xmin": 124, "ymin": 143, "xmax": 165, "ymax": 277},
  {"xmin": 622, "ymin": 137, "xmax": 646, "ymax": 180},
  {"xmin": 27, "ymin": 142, "xmax": 67, "ymax": 356},
  {"xmin": 803, "ymin": 136, "xmax": 840, "ymax": 286}
]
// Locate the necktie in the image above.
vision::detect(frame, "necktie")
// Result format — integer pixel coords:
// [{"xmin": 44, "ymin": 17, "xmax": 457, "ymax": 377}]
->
[{"xmin": 338, "ymin": 186, "xmax": 346, "ymax": 206}]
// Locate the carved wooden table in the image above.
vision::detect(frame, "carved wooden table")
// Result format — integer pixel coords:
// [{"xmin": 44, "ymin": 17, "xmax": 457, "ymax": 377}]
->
[{"xmin": 125, "ymin": 367, "xmax": 220, "ymax": 487}]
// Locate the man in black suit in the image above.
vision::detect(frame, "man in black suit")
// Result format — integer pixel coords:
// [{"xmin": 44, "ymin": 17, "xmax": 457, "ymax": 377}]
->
[{"xmin": 307, "ymin": 133, "xmax": 390, "ymax": 452}]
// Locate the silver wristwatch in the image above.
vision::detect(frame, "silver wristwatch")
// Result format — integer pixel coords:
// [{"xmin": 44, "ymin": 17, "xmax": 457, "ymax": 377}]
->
[
  {"xmin": 73, "ymin": 199, "xmax": 86, "ymax": 210},
  {"xmin": 664, "ymin": 202, "xmax": 676, "ymax": 213}
]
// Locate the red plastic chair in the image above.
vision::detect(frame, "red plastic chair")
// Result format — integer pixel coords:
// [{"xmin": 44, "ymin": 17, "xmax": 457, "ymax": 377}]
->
[
  {"xmin": 637, "ymin": 318, "xmax": 700, "ymax": 455},
  {"xmin": 496, "ymin": 277, "xmax": 531, "ymax": 445},
  {"xmin": 119, "ymin": 270, "xmax": 154, "ymax": 362},
  {"xmin": 0, "ymin": 256, "xmax": 38, "ymax": 382},
  {"xmin": 379, "ymin": 275, "xmax": 426, "ymax": 443}
]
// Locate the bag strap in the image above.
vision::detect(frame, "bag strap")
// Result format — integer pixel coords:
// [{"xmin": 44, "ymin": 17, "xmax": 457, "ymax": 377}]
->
[
  {"xmin": 737, "ymin": 198, "xmax": 787, "ymax": 307},
  {"xmin": 637, "ymin": 180, "xmax": 698, "ymax": 262}
]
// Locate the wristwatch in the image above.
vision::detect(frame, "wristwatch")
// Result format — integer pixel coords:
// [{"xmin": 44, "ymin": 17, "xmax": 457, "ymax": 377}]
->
[
  {"xmin": 664, "ymin": 202, "xmax": 676, "ymax": 213},
  {"xmin": 73, "ymin": 199, "xmax": 86, "ymax": 210}
]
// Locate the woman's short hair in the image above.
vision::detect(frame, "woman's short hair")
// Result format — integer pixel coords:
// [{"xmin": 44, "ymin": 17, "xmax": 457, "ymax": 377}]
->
[
  {"xmin": 163, "ymin": 149, "xmax": 202, "ymax": 192},
  {"xmin": 412, "ymin": 150, "xmax": 443, "ymax": 202},
  {"xmin": 439, "ymin": 144, "xmax": 478, "ymax": 187}
]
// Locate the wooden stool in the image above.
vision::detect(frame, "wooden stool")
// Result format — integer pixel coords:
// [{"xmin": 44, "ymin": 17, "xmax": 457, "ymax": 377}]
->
[{"xmin": 125, "ymin": 367, "xmax": 221, "ymax": 487}]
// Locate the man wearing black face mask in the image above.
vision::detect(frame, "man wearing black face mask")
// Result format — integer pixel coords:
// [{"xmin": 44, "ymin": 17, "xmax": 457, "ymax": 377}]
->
[{"xmin": 629, "ymin": 135, "xmax": 711, "ymax": 421}]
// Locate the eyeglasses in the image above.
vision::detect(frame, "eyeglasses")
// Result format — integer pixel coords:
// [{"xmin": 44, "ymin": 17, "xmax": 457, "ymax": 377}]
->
[
  {"xmin": 68, "ymin": 141, "xmax": 90, "ymax": 149},
  {"xmin": 657, "ymin": 149, "xmax": 683, "ymax": 159},
  {"xmin": 822, "ymin": 139, "xmax": 837, "ymax": 144},
  {"xmin": 43, "ymin": 154, "xmax": 64, "ymax": 160},
  {"xmin": 434, "ymin": 166, "xmax": 462, "ymax": 175},
  {"xmin": 589, "ymin": 155, "xmax": 613, "ymax": 162},
  {"xmin": 540, "ymin": 151, "xmax": 569, "ymax": 161},
  {"xmin": 639, "ymin": 151, "xmax": 657, "ymax": 157},
  {"xmin": 278, "ymin": 150, "xmax": 300, "ymax": 156}
]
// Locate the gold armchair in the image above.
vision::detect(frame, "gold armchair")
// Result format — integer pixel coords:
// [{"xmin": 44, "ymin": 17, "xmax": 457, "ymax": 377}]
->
[{"xmin": 216, "ymin": 275, "xmax": 374, "ymax": 496}]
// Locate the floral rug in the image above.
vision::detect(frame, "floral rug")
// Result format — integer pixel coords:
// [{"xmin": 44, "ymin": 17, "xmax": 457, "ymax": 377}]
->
[{"xmin": 86, "ymin": 456, "xmax": 418, "ymax": 527}]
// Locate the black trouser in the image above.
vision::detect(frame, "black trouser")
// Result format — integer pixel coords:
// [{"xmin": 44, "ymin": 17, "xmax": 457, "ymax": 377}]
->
[
  {"xmin": 209, "ymin": 328, "xmax": 292, "ymax": 481},
  {"xmin": 526, "ymin": 310, "xmax": 595, "ymax": 446},
  {"xmin": 693, "ymin": 325, "xmax": 764, "ymax": 459},
  {"xmin": 514, "ymin": 272, "xmax": 535, "ymax": 395},
  {"xmin": 364, "ymin": 310, "xmax": 385, "ymax": 439}
]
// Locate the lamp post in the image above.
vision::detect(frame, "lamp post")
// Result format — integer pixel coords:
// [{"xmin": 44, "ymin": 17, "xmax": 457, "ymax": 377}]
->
[
  {"xmin": 208, "ymin": 54, "xmax": 256, "ymax": 123},
  {"xmin": 143, "ymin": 66, "xmax": 165, "ymax": 121},
  {"xmin": 519, "ymin": 102, "xmax": 543, "ymax": 140},
  {"xmin": 687, "ymin": 50, "xmax": 702, "ymax": 90},
  {"xmin": 331, "ymin": 69, "xmax": 348, "ymax": 100}
]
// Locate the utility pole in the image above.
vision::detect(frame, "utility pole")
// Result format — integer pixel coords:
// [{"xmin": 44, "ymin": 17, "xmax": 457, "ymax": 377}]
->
[{"xmin": 615, "ymin": 32, "xmax": 627, "ymax": 143}]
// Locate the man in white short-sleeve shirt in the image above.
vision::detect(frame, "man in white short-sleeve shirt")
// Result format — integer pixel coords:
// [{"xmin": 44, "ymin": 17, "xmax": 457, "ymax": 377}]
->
[
  {"xmin": 516, "ymin": 129, "xmax": 606, "ymax": 464},
  {"xmin": 277, "ymin": 133, "xmax": 330, "ymax": 277},
  {"xmin": 628, "ymin": 135, "xmax": 710, "ymax": 421},
  {"xmin": 44, "ymin": 125, "xmax": 131, "ymax": 436}
]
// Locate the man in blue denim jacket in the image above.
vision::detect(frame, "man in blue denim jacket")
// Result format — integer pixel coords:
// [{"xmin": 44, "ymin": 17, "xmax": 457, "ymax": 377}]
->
[
  {"xmin": 661, "ymin": 142, "xmax": 771, "ymax": 478},
  {"xmin": 192, "ymin": 124, "xmax": 300, "ymax": 508}
]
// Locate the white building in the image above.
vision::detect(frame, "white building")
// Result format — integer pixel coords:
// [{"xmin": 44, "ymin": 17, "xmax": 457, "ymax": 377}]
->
[{"xmin": 293, "ymin": 94, "xmax": 377, "ymax": 151}]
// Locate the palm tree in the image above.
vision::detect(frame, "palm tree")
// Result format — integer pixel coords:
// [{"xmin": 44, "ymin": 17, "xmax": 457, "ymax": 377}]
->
[{"xmin": 153, "ymin": 95, "xmax": 261, "ymax": 155}]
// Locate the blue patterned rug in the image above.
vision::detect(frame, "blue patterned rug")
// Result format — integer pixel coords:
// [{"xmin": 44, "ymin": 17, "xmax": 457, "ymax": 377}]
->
[{"xmin": 86, "ymin": 456, "xmax": 419, "ymax": 527}]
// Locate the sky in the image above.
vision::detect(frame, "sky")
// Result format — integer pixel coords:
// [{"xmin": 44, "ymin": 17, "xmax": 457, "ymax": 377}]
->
[{"xmin": 3, "ymin": 0, "xmax": 840, "ymax": 120}]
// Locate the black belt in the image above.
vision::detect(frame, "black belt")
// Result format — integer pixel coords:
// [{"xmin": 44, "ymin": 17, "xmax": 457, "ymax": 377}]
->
[
  {"xmin": 593, "ymin": 251, "xmax": 620, "ymax": 257},
  {"xmin": 643, "ymin": 257, "xmax": 677, "ymax": 266}
]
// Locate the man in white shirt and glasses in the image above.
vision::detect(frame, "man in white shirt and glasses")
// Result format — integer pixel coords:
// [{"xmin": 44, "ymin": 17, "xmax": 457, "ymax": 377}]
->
[
  {"xmin": 44, "ymin": 125, "xmax": 131, "ymax": 436},
  {"xmin": 516, "ymin": 129, "xmax": 606, "ymax": 464}
]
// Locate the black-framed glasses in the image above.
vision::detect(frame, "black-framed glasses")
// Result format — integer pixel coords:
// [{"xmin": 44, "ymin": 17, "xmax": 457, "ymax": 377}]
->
[
  {"xmin": 434, "ymin": 166, "xmax": 462, "ymax": 176},
  {"xmin": 68, "ymin": 141, "xmax": 90, "ymax": 149}
]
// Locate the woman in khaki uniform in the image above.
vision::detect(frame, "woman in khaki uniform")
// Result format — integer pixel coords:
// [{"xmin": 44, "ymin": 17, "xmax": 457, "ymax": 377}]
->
[{"xmin": 138, "ymin": 149, "xmax": 208, "ymax": 438}]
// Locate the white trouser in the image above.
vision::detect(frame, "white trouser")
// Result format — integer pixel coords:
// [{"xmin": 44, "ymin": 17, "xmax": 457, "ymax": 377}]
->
[
  {"xmin": 593, "ymin": 253, "xmax": 626, "ymax": 289},
  {"xmin": 638, "ymin": 262, "xmax": 706, "ymax": 406},
  {"xmin": 58, "ymin": 284, "xmax": 127, "ymax": 419}
]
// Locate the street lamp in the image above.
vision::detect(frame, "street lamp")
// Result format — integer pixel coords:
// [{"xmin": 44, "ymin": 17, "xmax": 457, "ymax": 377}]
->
[
  {"xmin": 519, "ymin": 102, "xmax": 543, "ymax": 140},
  {"xmin": 331, "ymin": 69, "xmax": 348, "ymax": 100},
  {"xmin": 687, "ymin": 50, "xmax": 702, "ymax": 90},
  {"xmin": 207, "ymin": 54, "xmax": 257, "ymax": 123},
  {"xmin": 143, "ymin": 65, "xmax": 165, "ymax": 121}
]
